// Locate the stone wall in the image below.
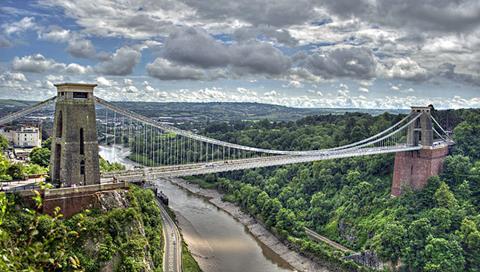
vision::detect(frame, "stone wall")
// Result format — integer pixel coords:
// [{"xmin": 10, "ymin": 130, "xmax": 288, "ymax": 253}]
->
[
  {"xmin": 391, "ymin": 145, "xmax": 449, "ymax": 196},
  {"xmin": 18, "ymin": 182, "xmax": 129, "ymax": 218}
]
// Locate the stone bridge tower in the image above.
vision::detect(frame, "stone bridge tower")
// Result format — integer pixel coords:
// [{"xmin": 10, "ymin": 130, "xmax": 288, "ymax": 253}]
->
[
  {"xmin": 391, "ymin": 106, "xmax": 449, "ymax": 196},
  {"xmin": 50, "ymin": 83, "xmax": 100, "ymax": 186}
]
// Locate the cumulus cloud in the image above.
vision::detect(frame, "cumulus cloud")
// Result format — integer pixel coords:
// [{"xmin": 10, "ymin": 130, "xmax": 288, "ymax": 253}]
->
[
  {"xmin": 2, "ymin": 17, "xmax": 37, "ymax": 35},
  {"xmin": 163, "ymin": 27, "xmax": 291, "ymax": 77},
  {"xmin": 230, "ymin": 42, "xmax": 291, "ymax": 75},
  {"xmin": 146, "ymin": 58, "xmax": 206, "ymax": 80},
  {"xmin": 0, "ymin": 72, "xmax": 27, "ymax": 82},
  {"xmin": 39, "ymin": 0, "xmax": 190, "ymax": 39},
  {"xmin": 304, "ymin": 47, "xmax": 377, "ymax": 79},
  {"xmin": 95, "ymin": 47, "xmax": 141, "ymax": 75},
  {"xmin": 2, "ymin": 0, "xmax": 479, "ymax": 106},
  {"xmin": 233, "ymin": 25, "xmax": 298, "ymax": 46},
  {"xmin": 0, "ymin": 76, "xmax": 31, "ymax": 95},
  {"xmin": 321, "ymin": 0, "xmax": 480, "ymax": 33},
  {"xmin": 183, "ymin": 0, "xmax": 317, "ymax": 27},
  {"xmin": 283, "ymin": 80, "xmax": 303, "ymax": 88},
  {"xmin": 12, "ymin": 54, "xmax": 61, "ymax": 73},
  {"xmin": 380, "ymin": 57, "xmax": 428, "ymax": 81},
  {"xmin": 438, "ymin": 62, "xmax": 480, "ymax": 86},
  {"xmin": 358, "ymin": 87, "xmax": 369, "ymax": 93},
  {"xmin": 147, "ymin": 27, "xmax": 292, "ymax": 80},
  {"xmin": 66, "ymin": 39, "xmax": 96, "ymax": 58},
  {"xmin": 164, "ymin": 28, "xmax": 230, "ymax": 68},
  {"xmin": 12, "ymin": 54, "xmax": 92, "ymax": 74},
  {"xmin": 38, "ymin": 26, "xmax": 71, "ymax": 42},
  {"xmin": 236, "ymin": 87, "xmax": 258, "ymax": 97}
]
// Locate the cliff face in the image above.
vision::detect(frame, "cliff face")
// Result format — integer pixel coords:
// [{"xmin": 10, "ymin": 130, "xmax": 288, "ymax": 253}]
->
[
  {"xmin": 68, "ymin": 186, "xmax": 164, "ymax": 272},
  {"xmin": 1, "ymin": 185, "xmax": 163, "ymax": 271},
  {"xmin": 94, "ymin": 190, "xmax": 130, "ymax": 212}
]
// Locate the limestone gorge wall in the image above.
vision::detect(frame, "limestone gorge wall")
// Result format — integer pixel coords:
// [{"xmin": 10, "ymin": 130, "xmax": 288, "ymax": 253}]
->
[{"xmin": 70, "ymin": 187, "xmax": 164, "ymax": 272}]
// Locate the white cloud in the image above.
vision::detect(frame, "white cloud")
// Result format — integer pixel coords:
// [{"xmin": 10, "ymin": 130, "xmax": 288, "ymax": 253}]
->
[
  {"xmin": 3, "ymin": 17, "xmax": 37, "ymax": 35},
  {"xmin": 264, "ymin": 90, "xmax": 279, "ymax": 97},
  {"xmin": 95, "ymin": 47, "xmax": 141, "ymax": 75},
  {"xmin": 236, "ymin": 87, "xmax": 258, "ymax": 96},
  {"xmin": 38, "ymin": 26, "xmax": 71, "ymax": 42},
  {"xmin": 0, "ymin": 71, "xmax": 27, "ymax": 82},
  {"xmin": 67, "ymin": 39, "xmax": 96, "ymax": 58},
  {"xmin": 12, "ymin": 54, "xmax": 92, "ymax": 75},
  {"xmin": 380, "ymin": 57, "xmax": 428, "ymax": 81},
  {"xmin": 146, "ymin": 58, "xmax": 206, "ymax": 80},
  {"xmin": 282, "ymin": 80, "xmax": 303, "ymax": 88},
  {"xmin": 358, "ymin": 87, "xmax": 369, "ymax": 93},
  {"xmin": 96, "ymin": 76, "xmax": 113, "ymax": 87}
]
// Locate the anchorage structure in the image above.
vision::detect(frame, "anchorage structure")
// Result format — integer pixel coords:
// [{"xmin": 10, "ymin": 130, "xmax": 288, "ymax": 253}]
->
[{"xmin": 0, "ymin": 84, "xmax": 453, "ymax": 195}]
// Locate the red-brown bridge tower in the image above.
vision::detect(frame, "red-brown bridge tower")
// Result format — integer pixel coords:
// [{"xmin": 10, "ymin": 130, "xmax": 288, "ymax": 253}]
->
[{"xmin": 391, "ymin": 106, "xmax": 450, "ymax": 196}]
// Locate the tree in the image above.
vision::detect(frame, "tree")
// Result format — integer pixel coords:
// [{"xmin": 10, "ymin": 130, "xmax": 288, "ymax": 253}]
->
[
  {"xmin": 458, "ymin": 218, "xmax": 480, "ymax": 271},
  {"xmin": 375, "ymin": 223, "xmax": 406, "ymax": 266},
  {"xmin": 99, "ymin": 157, "xmax": 125, "ymax": 172},
  {"xmin": 7, "ymin": 163, "xmax": 25, "ymax": 180},
  {"xmin": 41, "ymin": 137, "xmax": 52, "ymax": 149},
  {"xmin": 0, "ymin": 154, "xmax": 11, "ymax": 181},
  {"xmin": 427, "ymin": 208, "xmax": 452, "ymax": 234},
  {"xmin": 404, "ymin": 218, "xmax": 433, "ymax": 270},
  {"xmin": 453, "ymin": 113, "xmax": 480, "ymax": 160},
  {"xmin": 23, "ymin": 164, "xmax": 48, "ymax": 175},
  {"xmin": 275, "ymin": 207, "xmax": 297, "ymax": 237},
  {"xmin": 441, "ymin": 155, "xmax": 472, "ymax": 187},
  {"xmin": 29, "ymin": 147, "xmax": 51, "ymax": 168},
  {"xmin": 424, "ymin": 237, "xmax": 465, "ymax": 272},
  {"xmin": 0, "ymin": 135, "xmax": 8, "ymax": 151},
  {"xmin": 434, "ymin": 182, "xmax": 458, "ymax": 210},
  {"xmin": 308, "ymin": 192, "xmax": 331, "ymax": 226}
]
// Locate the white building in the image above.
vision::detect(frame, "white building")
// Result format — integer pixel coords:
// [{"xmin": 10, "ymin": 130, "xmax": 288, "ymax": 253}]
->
[{"xmin": 13, "ymin": 127, "xmax": 41, "ymax": 148}]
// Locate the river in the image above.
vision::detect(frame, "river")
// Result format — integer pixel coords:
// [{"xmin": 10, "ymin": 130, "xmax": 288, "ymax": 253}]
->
[{"xmin": 99, "ymin": 145, "xmax": 294, "ymax": 272}]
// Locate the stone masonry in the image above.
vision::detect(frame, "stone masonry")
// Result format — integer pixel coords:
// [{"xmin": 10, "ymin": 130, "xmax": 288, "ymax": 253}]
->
[
  {"xmin": 50, "ymin": 83, "xmax": 100, "ymax": 187},
  {"xmin": 391, "ymin": 145, "xmax": 449, "ymax": 196},
  {"xmin": 391, "ymin": 105, "xmax": 450, "ymax": 196}
]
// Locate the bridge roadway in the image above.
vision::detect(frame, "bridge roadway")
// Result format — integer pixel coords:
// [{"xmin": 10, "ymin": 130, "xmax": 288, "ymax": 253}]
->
[{"xmin": 102, "ymin": 144, "xmax": 424, "ymax": 182}]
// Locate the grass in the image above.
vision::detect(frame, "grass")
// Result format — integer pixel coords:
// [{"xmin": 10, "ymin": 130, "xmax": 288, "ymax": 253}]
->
[
  {"xmin": 184, "ymin": 176, "xmax": 218, "ymax": 189},
  {"xmin": 182, "ymin": 242, "xmax": 202, "ymax": 272}
]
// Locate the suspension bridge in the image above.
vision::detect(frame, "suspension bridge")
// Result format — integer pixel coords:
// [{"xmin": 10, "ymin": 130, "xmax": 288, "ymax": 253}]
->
[{"xmin": 0, "ymin": 83, "xmax": 453, "ymax": 196}]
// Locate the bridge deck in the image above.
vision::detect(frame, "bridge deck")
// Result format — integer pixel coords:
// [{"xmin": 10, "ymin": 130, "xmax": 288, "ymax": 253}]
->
[{"xmin": 103, "ymin": 145, "xmax": 424, "ymax": 181}]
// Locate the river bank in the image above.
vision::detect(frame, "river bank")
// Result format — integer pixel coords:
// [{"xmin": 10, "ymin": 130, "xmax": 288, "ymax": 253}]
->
[{"xmin": 166, "ymin": 177, "xmax": 330, "ymax": 272}]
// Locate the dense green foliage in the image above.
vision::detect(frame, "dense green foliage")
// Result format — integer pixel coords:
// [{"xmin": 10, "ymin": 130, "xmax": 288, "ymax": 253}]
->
[
  {"xmin": 0, "ymin": 137, "xmax": 48, "ymax": 181},
  {"xmin": 186, "ymin": 110, "xmax": 480, "ymax": 271},
  {"xmin": 0, "ymin": 185, "xmax": 165, "ymax": 271},
  {"xmin": 0, "ymin": 135, "xmax": 8, "ymax": 151},
  {"xmin": 99, "ymin": 156, "xmax": 126, "ymax": 172},
  {"xmin": 29, "ymin": 147, "xmax": 51, "ymax": 167},
  {"xmin": 0, "ymin": 153, "xmax": 48, "ymax": 181},
  {"xmin": 452, "ymin": 111, "xmax": 480, "ymax": 161}
]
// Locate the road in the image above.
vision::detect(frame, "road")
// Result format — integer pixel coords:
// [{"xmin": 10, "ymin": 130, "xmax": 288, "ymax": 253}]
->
[{"xmin": 156, "ymin": 198, "xmax": 182, "ymax": 272}]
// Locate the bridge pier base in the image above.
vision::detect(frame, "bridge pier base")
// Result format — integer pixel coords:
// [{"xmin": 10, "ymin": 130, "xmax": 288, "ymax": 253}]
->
[{"xmin": 391, "ymin": 145, "xmax": 449, "ymax": 196}]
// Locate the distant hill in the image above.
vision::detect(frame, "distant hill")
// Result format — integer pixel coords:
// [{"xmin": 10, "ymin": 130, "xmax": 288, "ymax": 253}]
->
[
  {"xmin": 0, "ymin": 99, "xmax": 409, "ymax": 122},
  {"xmin": 95, "ymin": 101, "xmax": 409, "ymax": 122}
]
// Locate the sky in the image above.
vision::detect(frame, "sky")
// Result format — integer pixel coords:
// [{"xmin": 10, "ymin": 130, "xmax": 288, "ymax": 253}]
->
[{"xmin": 0, "ymin": 0, "xmax": 479, "ymax": 109}]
